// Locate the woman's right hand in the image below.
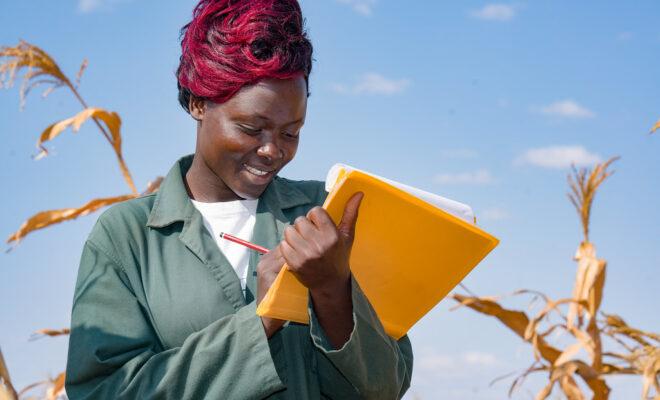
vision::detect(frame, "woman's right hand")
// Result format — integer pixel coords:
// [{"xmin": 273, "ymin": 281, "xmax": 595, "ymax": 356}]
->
[{"xmin": 256, "ymin": 244, "xmax": 287, "ymax": 337}]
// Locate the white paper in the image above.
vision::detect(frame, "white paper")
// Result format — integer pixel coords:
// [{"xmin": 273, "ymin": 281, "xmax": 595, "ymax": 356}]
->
[{"xmin": 325, "ymin": 164, "xmax": 475, "ymax": 224}]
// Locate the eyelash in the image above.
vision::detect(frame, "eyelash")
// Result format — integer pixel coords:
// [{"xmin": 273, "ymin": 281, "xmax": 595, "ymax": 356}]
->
[{"xmin": 238, "ymin": 125, "xmax": 299, "ymax": 139}]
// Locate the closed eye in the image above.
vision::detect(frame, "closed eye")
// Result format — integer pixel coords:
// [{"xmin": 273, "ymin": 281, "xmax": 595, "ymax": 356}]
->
[
  {"xmin": 282, "ymin": 130, "xmax": 299, "ymax": 139},
  {"xmin": 237, "ymin": 124, "xmax": 261, "ymax": 135}
]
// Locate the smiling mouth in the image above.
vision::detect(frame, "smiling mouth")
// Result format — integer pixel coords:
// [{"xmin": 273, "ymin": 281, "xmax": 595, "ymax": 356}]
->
[{"xmin": 243, "ymin": 163, "xmax": 275, "ymax": 177}]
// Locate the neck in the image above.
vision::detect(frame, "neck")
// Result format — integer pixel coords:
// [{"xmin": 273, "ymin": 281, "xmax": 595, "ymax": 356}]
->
[{"xmin": 185, "ymin": 155, "xmax": 243, "ymax": 202}]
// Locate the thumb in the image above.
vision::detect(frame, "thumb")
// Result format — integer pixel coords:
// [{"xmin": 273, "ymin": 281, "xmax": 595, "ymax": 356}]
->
[{"xmin": 337, "ymin": 192, "xmax": 364, "ymax": 244}]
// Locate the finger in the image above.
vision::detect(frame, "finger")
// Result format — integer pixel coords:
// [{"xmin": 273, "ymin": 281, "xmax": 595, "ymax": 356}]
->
[
  {"xmin": 337, "ymin": 192, "xmax": 364, "ymax": 242},
  {"xmin": 268, "ymin": 244, "xmax": 286, "ymax": 264},
  {"xmin": 306, "ymin": 206, "xmax": 335, "ymax": 230},
  {"xmin": 279, "ymin": 237, "xmax": 303, "ymax": 271},
  {"xmin": 283, "ymin": 224, "xmax": 308, "ymax": 252},
  {"xmin": 293, "ymin": 215, "xmax": 318, "ymax": 240}
]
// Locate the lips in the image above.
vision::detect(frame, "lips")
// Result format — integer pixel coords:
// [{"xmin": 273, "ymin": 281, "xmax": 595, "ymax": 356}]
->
[{"xmin": 243, "ymin": 163, "xmax": 276, "ymax": 179}]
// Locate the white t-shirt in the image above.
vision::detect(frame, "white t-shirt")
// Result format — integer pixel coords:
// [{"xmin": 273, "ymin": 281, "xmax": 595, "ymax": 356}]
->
[{"xmin": 190, "ymin": 198, "xmax": 259, "ymax": 296}]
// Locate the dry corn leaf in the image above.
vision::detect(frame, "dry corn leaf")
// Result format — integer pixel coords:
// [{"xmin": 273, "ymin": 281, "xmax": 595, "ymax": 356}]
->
[
  {"xmin": 553, "ymin": 361, "xmax": 608, "ymax": 400},
  {"xmin": 651, "ymin": 119, "xmax": 660, "ymax": 134},
  {"xmin": 554, "ymin": 342, "xmax": 585, "ymax": 367},
  {"xmin": 568, "ymin": 326, "xmax": 597, "ymax": 362},
  {"xmin": 0, "ymin": 384, "xmax": 15, "ymax": 400},
  {"xmin": 454, "ymin": 294, "xmax": 612, "ymax": 398},
  {"xmin": 641, "ymin": 348, "xmax": 660, "ymax": 400},
  {"xmin": 35, "ymin": 108, "xmax": 118, "ymax": 158},
  {"xmin": 46, "ymin": 372, "xmax": 65, "ymax": 400},
  {"xmin": 30, "ymin": 328, "xmax": 70, "ymax": 341},
  {"xmin": 6, "ymin": 194, "xmax": 135, "ymax": 246},
  {"xmin": 559, "ymin": 374, "xmax": 585, "ymax": 400},
  {"xmin": 75, "ymin": 59, "xmax": 88, "ymax": 87},
  {"xmin": 143, "ymin": 176, "xmax": 164, "ymax": 195},
  {"xmin": 535, "ymin": 380, "xmax": 554, "ymax": 400},
  {"xmin": 0, "ymin": 350, "xmax": 16, "ymax": 400},
  {"xmin": 34, "ymin": 328, "xmax": 70, "ymax": 337},
  {"xmin": 35, "ymin": 107, "xmax": 137, "ymax": 194},
  {"xmin": 452, "ymin": 294, "xmax": 562, "ymax": 363},
  {"xmin": 604, "ymin": 314, "xmax": 659, "ymax": 346},
  {"xmin": 17, "ymin": 379, "xmax": 47, "ymax": 397},
  {"xmin": 0, "ymin": 41, "xmax": 70, "ymax": 108},
  {"xmin": 2, "ymin": 42, "xmax": 138, "ymax": 194},
  {"xmin": 604, "ymin": 349, "xmax": 648, "ymax": 372},
  {"xmin": 508, "ymin": 363, "xmax": 547, "ymax": 397},
  {"xmin": 525, "ymin": 298, "xmax": 580, "ymax": 341}
]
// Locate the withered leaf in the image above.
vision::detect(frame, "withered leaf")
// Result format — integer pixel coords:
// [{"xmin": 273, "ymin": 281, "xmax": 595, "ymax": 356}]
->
[
  {"xmin": 0, "ymin": 383, "xmax": 15, "ymax": 400},
  {"xmin": 6, "ymin": 194, "xmax": 135, "ymax": 246},
  {"xmin": 34, "ymin": 107, "xmax": 137, "ymax": 194},
  {"xmin": 0, "ymin": 349, "xmax": 16, "ymax": 400},
  {"xmin": 30, "ymin": 328, "xmax": 70, "ymax": 341},
  {"xmin": 35, "ymin": 107, "xmax": 120, "ymax": 159},
  {"xmin": 46, "ymin": 372, "xmax": 65, "ymax": 400},
  {"xmin": 641, "ymin": 348, "xmax": 660, "ymax": 400},
  {"xmin": 452, "ymin": 294, "xmax": 562, "ymax": 363}
]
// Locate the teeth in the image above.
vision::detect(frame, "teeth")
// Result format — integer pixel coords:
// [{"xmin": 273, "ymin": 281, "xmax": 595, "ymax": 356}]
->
[{"xmin": 244, "ymin": 164, "xmax": 271, "ymax": 176}]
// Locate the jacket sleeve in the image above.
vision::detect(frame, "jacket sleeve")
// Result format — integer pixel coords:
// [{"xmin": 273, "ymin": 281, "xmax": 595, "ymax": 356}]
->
[
  {"xmin": 308, "ymin": 277, "xmax": 413, "ymax": 400},
  {"xmin": 65, "ymin": 238, "xmax": 286, "ymax": 400}
]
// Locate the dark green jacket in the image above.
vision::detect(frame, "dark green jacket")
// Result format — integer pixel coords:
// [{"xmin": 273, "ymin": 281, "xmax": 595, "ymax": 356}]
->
[{"xmin": 65, "ymin": 154, "xmax": 413, "ymax": 399}]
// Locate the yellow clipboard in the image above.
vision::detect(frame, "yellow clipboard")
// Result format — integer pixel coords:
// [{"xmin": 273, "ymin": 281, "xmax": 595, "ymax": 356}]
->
[{"xmin": 256, "ymin": 167, "xmax": 499, "ymax": 339}]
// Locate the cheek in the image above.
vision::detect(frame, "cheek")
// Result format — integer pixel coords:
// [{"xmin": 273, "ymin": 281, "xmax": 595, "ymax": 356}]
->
[
  {"xmin": 202, "ymin": 123, "xmax": 249, "ymax": 157},
  {"xmin": 283, "ymin": 140, "xmax": 299, "ymax": 161}
]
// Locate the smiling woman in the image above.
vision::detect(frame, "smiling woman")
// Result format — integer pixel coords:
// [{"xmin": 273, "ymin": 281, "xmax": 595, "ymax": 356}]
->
[{"xmin": 64, "ymin": 0, "xmax": 413, "ymax": 399}]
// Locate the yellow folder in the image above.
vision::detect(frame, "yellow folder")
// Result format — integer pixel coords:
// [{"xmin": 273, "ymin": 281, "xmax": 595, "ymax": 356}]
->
[{"xmin": 256, "ymin": 166, "xmax": 499, "ymax": 339}]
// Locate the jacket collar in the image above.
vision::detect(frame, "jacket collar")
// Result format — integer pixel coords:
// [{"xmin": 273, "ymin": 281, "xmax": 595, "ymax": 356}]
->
[{"xmin": 146, "ymin": 154, "xmax": 312, "ymax": 228}]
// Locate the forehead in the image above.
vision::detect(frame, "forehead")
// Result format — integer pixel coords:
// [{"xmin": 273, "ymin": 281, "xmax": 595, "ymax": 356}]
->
[{"xmin": 220, "ymin": 77, "xmax": 307, "ymax": 122}]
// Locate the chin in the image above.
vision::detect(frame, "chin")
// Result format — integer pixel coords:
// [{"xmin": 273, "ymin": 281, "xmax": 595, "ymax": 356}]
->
[{"xmin": 233, "ymin": 182, "xmax": 270, "ymax": 200}]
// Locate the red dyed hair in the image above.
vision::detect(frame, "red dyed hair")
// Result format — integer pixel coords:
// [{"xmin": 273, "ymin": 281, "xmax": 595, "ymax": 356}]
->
[{"xmin": 177, "ymin": 0, "xmax": 313, "ymax": 112}]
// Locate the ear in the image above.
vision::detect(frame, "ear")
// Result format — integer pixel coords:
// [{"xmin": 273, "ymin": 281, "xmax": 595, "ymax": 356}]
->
[{"xmin": 189, "ymin": 95, "xmax": 206, "ymax": 121}]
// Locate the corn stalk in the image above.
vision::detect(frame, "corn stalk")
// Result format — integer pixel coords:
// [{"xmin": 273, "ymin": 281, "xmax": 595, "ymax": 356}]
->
[
  {"xmin": 1, "ymin": 41, "xmax": 163, "ymax": 249},
  {"xmin": 452, "ymin": 157, "xmax": 660, "ymax": 400},
  {"xmin": 0, "ymin": 348, "xmax": 18, "ymax": 400},
  {"xmin": 1, "ymin": 41, "xmax": 164, "ymax": 398}
]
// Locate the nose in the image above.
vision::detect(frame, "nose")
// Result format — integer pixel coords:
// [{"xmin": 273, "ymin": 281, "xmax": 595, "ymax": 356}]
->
[{"xmin": 256, "ymin": 138, "xmax": 284, "ymax": 163}]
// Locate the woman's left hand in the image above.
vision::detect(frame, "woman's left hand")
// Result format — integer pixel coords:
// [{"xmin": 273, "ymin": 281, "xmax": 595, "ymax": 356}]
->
[{"xmin": 280, "ymin": 192, "xmax": 363, "ymax": 295}]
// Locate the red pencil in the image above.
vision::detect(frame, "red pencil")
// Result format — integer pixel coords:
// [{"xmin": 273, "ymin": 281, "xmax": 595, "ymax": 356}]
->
[{"xmin": 219, "ymin": 232, "xmax": 270, "ymax": 254}]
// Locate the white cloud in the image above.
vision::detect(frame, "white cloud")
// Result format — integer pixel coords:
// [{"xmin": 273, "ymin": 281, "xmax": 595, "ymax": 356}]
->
[
  {"xmin": 515, "ymin": 145, "xmax": 602, "ymax": 169},
  {"xmin": 433, "ymin": 169, "xmax": 496, "ymax": 185},
  {"xmin": 463, "ymin": 351, "xmax": 499, "ymax": 367},
  {"xmin": 331, "ymin": 73, "xmax": 410, "ymax": 95},
  {"xmin": 78, "ymin": 0, "xmax": 103, "ymax": 13},
  {"xmin": 480, "ymin": 207, "xmax": 509, "ymax": 221},
  {"xmin": 537, "ymin": 99, "xmax": 595, "ymax": 118},
  {"xmin": 336, "ymin": 0, "xmax": 376, "ymax": 16},
  {"xmin": 470, "ymin": 4, "xmax": 516, "ymax": 21}
]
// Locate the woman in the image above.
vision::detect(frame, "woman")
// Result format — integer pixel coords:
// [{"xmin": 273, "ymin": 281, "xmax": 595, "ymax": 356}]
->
[{"xmin": 65, "ymin": 0, "xmax": 413, "ymax": 398}]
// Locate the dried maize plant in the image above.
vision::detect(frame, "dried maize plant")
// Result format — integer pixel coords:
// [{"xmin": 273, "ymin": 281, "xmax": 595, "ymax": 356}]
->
[
  {"xmin": 0, "ymin": 41, "xmax": 163, "ymax": 248},
  {"xmin": 1, "ymin": 41, "xmax": 164, "ymax": 398},
  {"xmin": 452, "ymin": 157, "xmax": 660, "ymax": 400},
  {"xmin": 1, "ymin": 348, "xmax": 18, "ymax": 400}
]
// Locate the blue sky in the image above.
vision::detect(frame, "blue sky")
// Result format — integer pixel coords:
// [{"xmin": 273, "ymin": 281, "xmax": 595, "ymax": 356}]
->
[{"xmin": 1, "ymin": 1, "xmax": 659, "ymax": 399}]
